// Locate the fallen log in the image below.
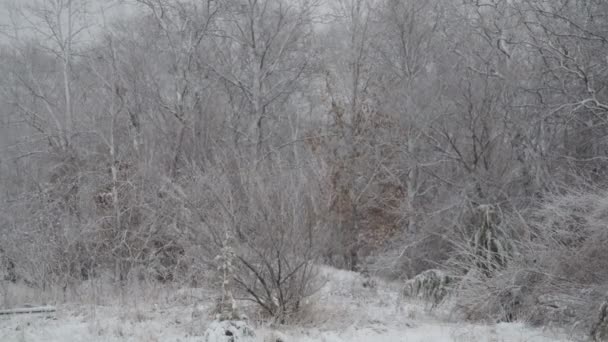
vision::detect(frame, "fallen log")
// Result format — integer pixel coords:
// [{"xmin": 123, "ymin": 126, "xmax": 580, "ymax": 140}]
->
[{"xmin": 0, "ymin": 306, "xmax": 55, "ymax": 316}]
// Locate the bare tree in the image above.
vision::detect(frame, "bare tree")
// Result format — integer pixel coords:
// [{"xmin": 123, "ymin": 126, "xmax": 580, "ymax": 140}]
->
[{"xmin": 209, "ymin": 0, "xmax": 317, "ymax": 157}]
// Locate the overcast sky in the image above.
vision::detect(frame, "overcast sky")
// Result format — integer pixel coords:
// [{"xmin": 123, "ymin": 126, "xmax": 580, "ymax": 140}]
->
[
  {"xmin": 0, "ymin": 0, "xmax": 335, "ymax": 46},
  {"xmin": 0, "ymin": 0, "xmax": 138, "ymax": 44}
]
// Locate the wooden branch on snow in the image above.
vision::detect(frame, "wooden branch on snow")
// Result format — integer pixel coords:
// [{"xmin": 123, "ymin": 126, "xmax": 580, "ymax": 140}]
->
[{"xmin": 0, "ymin": 306, "xmax": 55, "ymax": 316}]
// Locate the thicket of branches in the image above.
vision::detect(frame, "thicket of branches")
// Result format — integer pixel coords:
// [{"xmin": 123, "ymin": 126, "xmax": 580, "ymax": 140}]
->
[{"xmin": 1, "ymin": 0, "xmax": 608, "ymax": 330}]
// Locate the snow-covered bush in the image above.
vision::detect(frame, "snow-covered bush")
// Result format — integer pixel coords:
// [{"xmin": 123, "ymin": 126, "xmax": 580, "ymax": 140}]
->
[
  {"xmin": 403, "ymin": 269, "xmax": 454, "ymax": 308},
  {"xmin": 204, "ymin": 320, "xmax": 255, "ymax": 342},
  {"xmin": 520, "ymin": 191, "xmax": 608, "ymax": 331},
  {"xmin": 0, "ymin": 249, "xmax": 15, "ymax": 283},
  {"xmin": 186, "ymin": 156, "xmax": 328, "ymax": 322},
  {"xmin": 451, "ymin": 191, "xmax": 608, "ymax": 335},
  {"xmin": 228, "ymin": 168, "xmax": 324, "ymax": 321},
  {"xmin": 452, "ymin": 267, "xmax": 533, "ymax": 323},
  {"xmin": 447, "ymin": 204, "xmax": 520, "ymax": 321},
  {"xmin": 591, "ymin": 298, "xmax": 608, "ymax": 342},
  {"xmin": 448, "ymin": 204, "xmax": 512, "ymax": 277},
  {"xmin": 469, "ymin": 205, "xmax": 510, "ymax": 275},
  {"xmin": 212, "ymin": 232, "xmax": 241, "ymax": 321}
]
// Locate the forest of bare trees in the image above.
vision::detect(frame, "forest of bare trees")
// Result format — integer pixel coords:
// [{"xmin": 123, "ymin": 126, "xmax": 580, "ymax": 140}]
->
[{"xmin": 1, "ymin": 0, "xmax": 608, "ymax": 338}]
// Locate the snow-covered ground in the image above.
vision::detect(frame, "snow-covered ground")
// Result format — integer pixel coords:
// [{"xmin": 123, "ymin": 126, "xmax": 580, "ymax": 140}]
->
[{"xmin": 0, "ymin": 267, "xmax": 576, "ymax": 342}]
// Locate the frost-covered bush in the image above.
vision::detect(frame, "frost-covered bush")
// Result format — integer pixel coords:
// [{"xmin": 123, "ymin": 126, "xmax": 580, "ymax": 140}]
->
[
  {"xmin": 521, "ymin": 191, "xmax": 608, "ymax": 331},
  {"xmin": 451, "ymin": 191, "xmax": 608, "ymax": 335},
  {"xmin": 591, "ymin": 298, "xmax": 608, "ymax": 342},
  {"xmin": 447, "ymin": 204, "xmax": 519, "ymax": 321},
  {"xmin": 187, "ymin": 157, "xmax": 328, "ymax": 322},
  {"xmin": 454, "ymin": 204, "xmax": 512, "ymax": 276},
  {"xmin": 204, "ymin": 320, "xmax": 255, "ymax": 342},
  {"xmin": 212, "ymin": 232, "xmax": 241, "ymax": 321},
  {"xmin": 452, "ymin": 266, "xmax": 535, "ymax": 323},
  {"xmin": 403, "ymin": 269, "xmax": 454, "ymax": 308}
]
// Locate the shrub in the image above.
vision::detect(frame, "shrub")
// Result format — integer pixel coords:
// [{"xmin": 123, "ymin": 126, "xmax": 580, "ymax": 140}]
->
[
  {"xmin": 402, "ymin": 269, "xmax": 454, "ymax": 308},
  {"xmin": 185, "ymin": 154, "xmax": 328, "ymax": 322},
  {"xmin": 450, "ymin": 191, "xmax": 608, "ymax": 333}
]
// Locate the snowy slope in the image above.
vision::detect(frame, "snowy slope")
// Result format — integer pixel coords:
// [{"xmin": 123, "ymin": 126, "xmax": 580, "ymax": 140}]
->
[{"xmin": 0, "ymin": 267, "xmax": 576, "ymax": 342}]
